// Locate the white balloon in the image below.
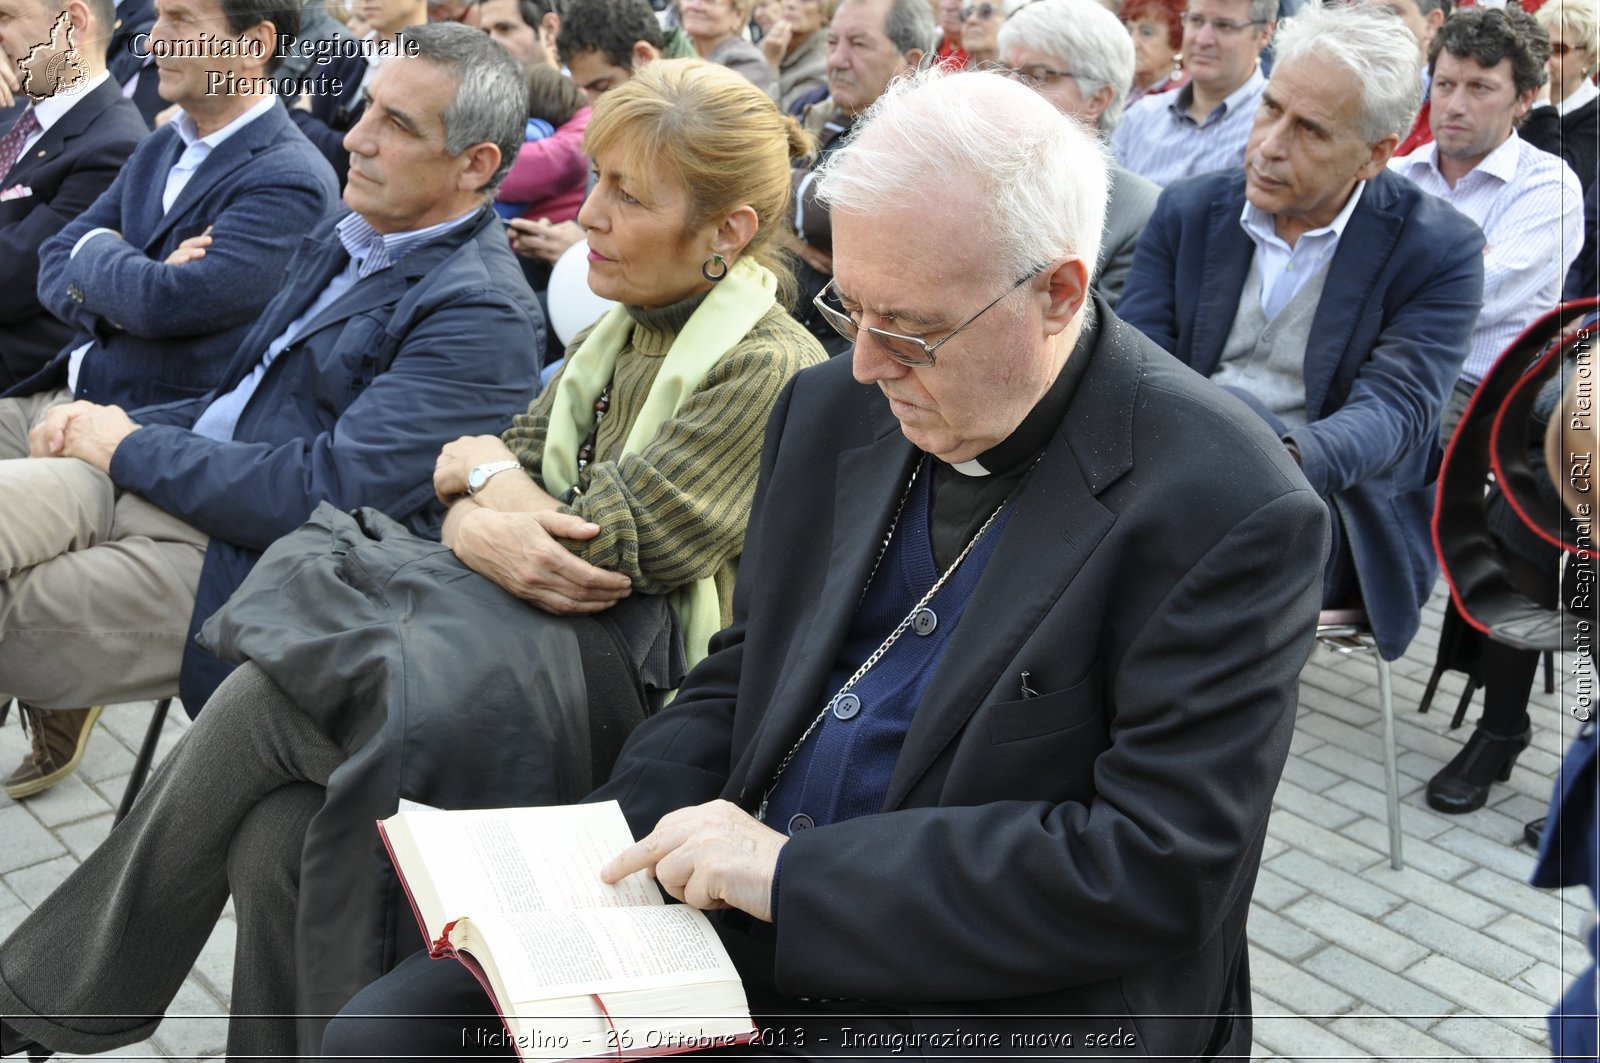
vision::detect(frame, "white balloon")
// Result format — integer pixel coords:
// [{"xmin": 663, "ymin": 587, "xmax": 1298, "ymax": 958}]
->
[{"xmin": 547, "ymin": 239, "xmax": 618, "ymax": 348}]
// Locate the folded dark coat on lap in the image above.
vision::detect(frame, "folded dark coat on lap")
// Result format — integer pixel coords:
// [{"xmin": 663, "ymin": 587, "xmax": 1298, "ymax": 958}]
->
[{"xmin": 200, "ymin": 503, "xmax": 683, "ymax": 1049}]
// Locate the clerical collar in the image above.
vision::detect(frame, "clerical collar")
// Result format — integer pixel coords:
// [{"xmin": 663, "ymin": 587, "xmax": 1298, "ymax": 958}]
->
[{"xmin": 942, "ymin": 303, "xmax": 1099, "ymax": 477}]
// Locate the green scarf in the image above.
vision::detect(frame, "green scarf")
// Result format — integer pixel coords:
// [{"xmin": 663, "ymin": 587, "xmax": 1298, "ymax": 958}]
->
[{"xmin": 542, "ymin": 256, "xmax": 777, "ymax": 667}]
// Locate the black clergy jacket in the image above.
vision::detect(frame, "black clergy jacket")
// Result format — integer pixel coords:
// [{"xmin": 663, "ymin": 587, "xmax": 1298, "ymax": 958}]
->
[{"xmin": 590, "ymin": 295, "xmax": 1330, "ymax": 1058}]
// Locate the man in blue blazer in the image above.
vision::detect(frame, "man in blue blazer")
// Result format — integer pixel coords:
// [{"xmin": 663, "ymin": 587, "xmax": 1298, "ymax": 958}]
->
[
  {"xmin": 0, "ymin": 0, "xmax": 147, "ymax": 388},
  {"xmin": 104, "ymin": 0, "xmax": 165, "ymax": 127},
  {"xmin": 1119, "ymin": 2, "xmax": 1484, "ymax": 661},
  {"xmin": 3, "ymin": 0, "xmax": 339, "ymax": 416},
  {"xmin": 0, "ymin": 26, "xmax": 544, "ymax": 800}
]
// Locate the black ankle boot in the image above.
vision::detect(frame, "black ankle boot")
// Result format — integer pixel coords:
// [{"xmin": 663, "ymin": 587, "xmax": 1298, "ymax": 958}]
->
[
  {"xmin": 1525, "ymin": 816, "xmax": 1547, "ymax": 848},
  {"xmin": 0, "ymin": 1018, "xmax": 51, "ymax": 1062},
  {"xmin": 1426, "ymin": 724, "xmax": 1533, "ymax": 814}
]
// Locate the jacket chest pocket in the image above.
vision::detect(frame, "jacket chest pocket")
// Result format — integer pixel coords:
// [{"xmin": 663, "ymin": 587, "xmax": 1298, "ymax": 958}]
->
[
  {"xmin": 987, "ymin": 669, "xmax": 1105, "ymax": 745},
  {"xmin": 314, "ymin": 315, "xmax": 395, "ymax": 412}
]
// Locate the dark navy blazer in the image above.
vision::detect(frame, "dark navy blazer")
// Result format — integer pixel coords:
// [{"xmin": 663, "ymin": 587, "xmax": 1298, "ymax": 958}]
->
[
  {"xmin": 0, "ymin": 78, "xmax": 147, "ymax": 387},
  {"xmin": 1119, "ymin": 167, "xmax": 1485, "ymax": 659},
  {"xmin": 108, "ymin": 206, "xmax": 545, "ymax": 710},
  {"xmin": 17, "ymin": 99, "xmax": 339, "ymax": 409}
]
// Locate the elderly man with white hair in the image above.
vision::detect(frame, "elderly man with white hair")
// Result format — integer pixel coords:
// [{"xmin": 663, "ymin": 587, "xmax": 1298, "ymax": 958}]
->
[
  {"xmin": 1120, "ymin": 3, "xmax": 1485, "ymax": 668},
  {"xmin": 997, "ymin": 0, "xmax": 1159, "ymax": 302},
  {"xmin": 318, "ymin": 64, "xmax": 1328, "ymax": 1061}
]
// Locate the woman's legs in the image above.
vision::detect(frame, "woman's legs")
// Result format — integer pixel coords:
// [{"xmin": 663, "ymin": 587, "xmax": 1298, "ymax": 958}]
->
[
  {"xmin": 0, "ymin": 662, "xmax": 345, "ymax": 1054},
  {"xmin": 227, "ymin": 781, "xmax": 329, "ymax": 1058},
  {"xmin": 1427, "ymin": 553, "xmax": 1558, "ymax": 813}
]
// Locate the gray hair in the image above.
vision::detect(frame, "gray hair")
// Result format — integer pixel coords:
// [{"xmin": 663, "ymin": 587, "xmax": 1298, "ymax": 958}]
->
[
  {"xmin": 997, "ymin": 0, "xmax": 1135, "ymax": 135},
  {"xmin": 815, "ymin": 66, "xmax": 1107, "ymax": 281},
  {"xmin": 1272, "ymin": 2, "xmax": 1422, "ymax": 143},
  {"xmin": 399, "ymin": 22, "xmax": 528, "ymax": 193},
  {"xmin": 878, "ymin": 0, "xmax": 936, "ymax": 56},
  {"xmin": 1247, "ymin": 0, "xmax": 1278, "ymax": 24}
]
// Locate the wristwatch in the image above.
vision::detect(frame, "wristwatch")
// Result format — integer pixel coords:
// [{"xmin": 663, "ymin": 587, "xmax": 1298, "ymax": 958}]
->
[{"xmin": 466, "ymin": 460, "xmax": 522, "ymax": 496}]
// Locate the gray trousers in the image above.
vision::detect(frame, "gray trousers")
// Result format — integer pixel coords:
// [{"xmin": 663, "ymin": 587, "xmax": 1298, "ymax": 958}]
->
[{"xmin": 0, "ymin": 662, "xmax": 343, "ymax": 1058}]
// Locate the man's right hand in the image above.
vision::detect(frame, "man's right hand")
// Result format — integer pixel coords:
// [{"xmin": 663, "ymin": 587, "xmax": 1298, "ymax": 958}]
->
[
  {"xmin": 508, "ymin": 218, "xmax": 584, "ymax": 265},
  {"xmin": 0, "ymin": 51, "xmax": 19, "ymax": 109},
  {"xmin": 164, "ymin": 227, "xmax": 214, "ymax": 265},
  {"xmin": 760, "ymin": 19, "xmax": 793, "ymax": 66},
  {"xmin": 450, "ymin": 506, "xmax": 632, "ymax": 614}
]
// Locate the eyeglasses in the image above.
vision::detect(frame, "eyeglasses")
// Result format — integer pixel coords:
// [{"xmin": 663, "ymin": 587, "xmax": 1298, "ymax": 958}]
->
[
  {"xmin": 1552, "ymin": 42, "xmax": 1590, "ymax": 56},
  {"xmin": 1128, "ymin": 19, "xmax": 1167, "ymax": 38},
  {"xmin": 1179, "ymin": 11, "xmax": 1267, "ymax": 35},
  {"xmin": 996, "ymin": 62, "xmax": 1077, "ymax": 87},
  {"xmin": 812, "ymin": 265, "xmax": 1047, "ymax": 368},
  {"xmin": 962, "ymin": 3, "xmax": 998, "ymax": 19}
]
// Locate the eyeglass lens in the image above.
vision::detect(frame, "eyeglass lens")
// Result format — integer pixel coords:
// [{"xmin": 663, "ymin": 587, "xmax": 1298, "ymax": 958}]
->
[{"xmin": 1180, "ymin": 11, "xmax": 1256, "ymax": 33}]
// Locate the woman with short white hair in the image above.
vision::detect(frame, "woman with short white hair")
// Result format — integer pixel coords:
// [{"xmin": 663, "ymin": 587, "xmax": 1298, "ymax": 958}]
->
[{"xmin": 1525, "ymin": 0, "xmax": 1598, "ymax": 193}]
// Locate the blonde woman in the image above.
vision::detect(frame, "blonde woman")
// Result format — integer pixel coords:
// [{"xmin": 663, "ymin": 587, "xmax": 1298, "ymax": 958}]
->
[{"xmin": 1526, "ymin": 0, "xmax": 1598, "ymax": 193}]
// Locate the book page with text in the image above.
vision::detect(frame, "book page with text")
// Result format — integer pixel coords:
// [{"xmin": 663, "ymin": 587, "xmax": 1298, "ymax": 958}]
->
[
  {"xmin": 391, "ymin": 802, "xmax": 659, "ymax": 923},
  {"xmin": 467, "ymin": 905, "xmax": 742, "ymax": 1001}
]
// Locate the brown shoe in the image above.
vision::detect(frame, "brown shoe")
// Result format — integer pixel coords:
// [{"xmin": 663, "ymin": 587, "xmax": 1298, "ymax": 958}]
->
[{"xmin": 3, "ymin": 705, "xmax": 102, "ymax": 799}]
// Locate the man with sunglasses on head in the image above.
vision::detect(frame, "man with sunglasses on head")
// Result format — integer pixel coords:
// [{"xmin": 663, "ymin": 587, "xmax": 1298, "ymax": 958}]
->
[
  {"xmin": 1110, "ymin": 0, "xmax": 1275, "ymax": 185},
  {"xmin": 322, "ymin": 63, "xmax": 1325, "ymax": 1061}
]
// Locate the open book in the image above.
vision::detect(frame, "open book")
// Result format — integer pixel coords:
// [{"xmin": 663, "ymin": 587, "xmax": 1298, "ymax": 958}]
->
[{"xmin": 379, "ymin": 802, "xmax": 757, "ymax": 1061}]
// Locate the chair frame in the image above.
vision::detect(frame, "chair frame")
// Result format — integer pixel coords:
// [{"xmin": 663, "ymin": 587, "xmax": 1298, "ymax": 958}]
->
[
  {"xmin": 1314, "ymin": 610, "xmax": 1402, "ymax": 870},
  {"xmin": 114, "ymin": 697, "xmax": 172, "ymax": 826}
]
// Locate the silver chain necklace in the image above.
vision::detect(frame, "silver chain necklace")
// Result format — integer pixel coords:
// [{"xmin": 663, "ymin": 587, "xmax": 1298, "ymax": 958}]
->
[{"xmin": 755, "ymin": 456, "xmax": 1011, "ymax": 823}]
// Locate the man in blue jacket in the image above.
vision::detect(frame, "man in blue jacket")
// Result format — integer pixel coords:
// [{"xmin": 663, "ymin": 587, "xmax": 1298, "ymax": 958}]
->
[
  {"xmin": 4, "ymin": 0, "xmax": 341, "ymax": 412},
  {"xmin": 1118, "ymin": 1, "xmax": 1484, "ymax": 662},
  {"xmin": 0, "ymin": 23, "xmax": 545, "ymax": 800}
]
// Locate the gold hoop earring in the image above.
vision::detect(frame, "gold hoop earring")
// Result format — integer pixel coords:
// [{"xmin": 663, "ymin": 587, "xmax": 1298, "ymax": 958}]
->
[{"xmin": 701, "ymin": 254, "xmax": 728, "ymax": 282}]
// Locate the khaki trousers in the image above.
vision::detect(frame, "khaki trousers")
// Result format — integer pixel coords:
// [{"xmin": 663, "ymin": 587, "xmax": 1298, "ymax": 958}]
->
[{"xmin": 0, "ymin": 390, "xmax": 209, "ymax": 708}]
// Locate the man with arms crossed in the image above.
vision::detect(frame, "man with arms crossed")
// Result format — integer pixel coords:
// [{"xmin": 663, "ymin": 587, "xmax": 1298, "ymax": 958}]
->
[{"xmin": 0, "ymin": 0, "xmax": 146, "ymax": 386}]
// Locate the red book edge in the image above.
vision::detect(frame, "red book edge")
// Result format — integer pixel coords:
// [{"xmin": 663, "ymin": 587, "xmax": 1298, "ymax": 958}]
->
[{"xmin": 374, "ymin": 819, "xmax": 758, "ymax": 1063}]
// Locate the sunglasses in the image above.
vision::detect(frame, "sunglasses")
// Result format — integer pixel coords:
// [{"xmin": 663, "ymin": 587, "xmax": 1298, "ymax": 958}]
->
[
  {"xmin": 962, "ymin": 3, "xmax": 998, "ymax": 19},
  {"xmin": 1552, "ymin": 42, "xmax": 1590, "ymax": 56}
]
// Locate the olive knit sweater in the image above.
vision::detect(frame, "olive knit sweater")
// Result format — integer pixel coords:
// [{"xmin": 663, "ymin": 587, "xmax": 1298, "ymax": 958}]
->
[{"xmin": 502, "ymin": 295, "xmax": 827, "ymax": 627}]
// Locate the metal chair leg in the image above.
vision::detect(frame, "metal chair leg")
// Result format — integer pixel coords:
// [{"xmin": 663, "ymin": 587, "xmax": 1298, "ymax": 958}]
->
[
  {"xmin": 1376, "ymin": 656, "xmax": 1403, "ymax": 870},
  {"xmin": 115, "ymin": 697, "xmax": 171, "ymax": 826}
]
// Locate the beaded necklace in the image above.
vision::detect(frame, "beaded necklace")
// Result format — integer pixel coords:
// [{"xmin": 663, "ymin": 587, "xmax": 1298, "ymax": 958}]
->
[{"xmin": 569, "ymin": 385, "xmax": 611, "ymax": 498}]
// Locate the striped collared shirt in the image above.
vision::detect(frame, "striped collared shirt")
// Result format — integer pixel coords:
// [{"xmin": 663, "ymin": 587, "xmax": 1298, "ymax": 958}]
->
[
  {"xmin": 1391, "ymin": 132, "xmax": 1583, "ymax": 384},
  {"xmin": 1110, "ymin": 65, "xmax": 1267, "ymax": 187}
]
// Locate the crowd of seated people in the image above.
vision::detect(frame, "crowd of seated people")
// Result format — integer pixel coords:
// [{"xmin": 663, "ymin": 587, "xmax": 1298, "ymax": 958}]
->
[{"xmin": 0, "ymin": 0, "xmax": 1593, "ymax": 1055}]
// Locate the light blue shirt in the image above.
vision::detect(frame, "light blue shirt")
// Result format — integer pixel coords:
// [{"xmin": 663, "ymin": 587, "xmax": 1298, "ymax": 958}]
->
[
  {"xmin": 1111, "ymin": 66, "xmax": 1267, "ymax": 187},
  {"xmin": 1240, "ymin": 179, "xmax": 1365, "ymax": 320},
  {"xmin": 190, "ymin": 208, "xmax": 480, "ymax": 442}
]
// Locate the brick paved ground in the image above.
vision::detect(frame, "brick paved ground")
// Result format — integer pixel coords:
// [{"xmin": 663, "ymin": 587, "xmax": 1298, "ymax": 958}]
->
[{"xmin": 0, "ymin": 580, "xmax": 1591, "ymax": 1061}]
